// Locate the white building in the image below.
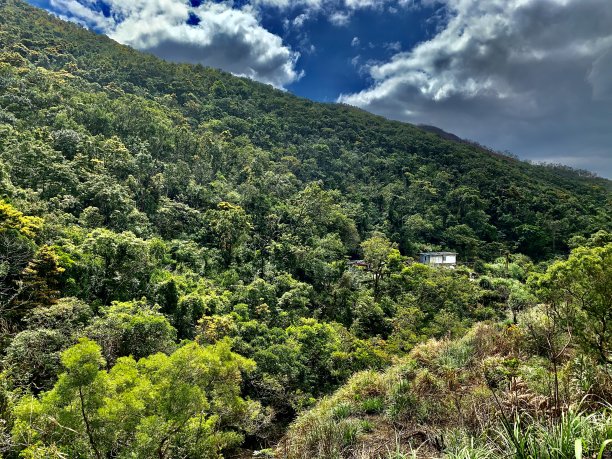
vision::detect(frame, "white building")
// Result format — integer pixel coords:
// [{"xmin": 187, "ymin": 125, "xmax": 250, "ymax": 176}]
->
[{"xmin": 419, "ymin": 252, "xmax": 457, "ymax": 267}]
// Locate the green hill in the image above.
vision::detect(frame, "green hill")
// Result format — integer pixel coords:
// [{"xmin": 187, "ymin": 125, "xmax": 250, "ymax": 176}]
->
[
  {"xmin": 0, "ymin": 1, "xmax": 611, "ymax": 457},
  {"xmin": 0, "ymin": 0, "xmax": 610, "ymax": 260}
]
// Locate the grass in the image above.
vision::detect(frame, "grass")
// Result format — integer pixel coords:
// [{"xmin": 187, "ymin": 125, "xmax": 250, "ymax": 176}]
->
[
  {"xmin": 446, "ymin": 405, "xmax": 612, "ymax": 459},
  {"xmin": 445, "ymin": 437, "xmax": 495, "ymax": 459},
  {"xmin": 332, "ymin": 403, "xmax": 353, "ymax": 420},
  {"xmin": 494, "ymin": 407, "xmax": 612, "ymax": 459},
  {"xmin": 279, "ymin": 324, "xmax": 612, "ymax": 459},
  {"xmin": 361, "ymin": 397, "xmax": 385, "ymax": 414}
]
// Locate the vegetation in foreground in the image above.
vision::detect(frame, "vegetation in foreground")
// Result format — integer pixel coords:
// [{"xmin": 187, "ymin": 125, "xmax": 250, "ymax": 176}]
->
[
  {"xmin": 282, "ymin": 239, "xmax": 612, "ymax": 458},
  {"xmin": 0, "ymin": 0, "xmax": 610, "ymax": 457},
  {"xmin": 282, "ymin": 324, "xmax": 612, "ymax": 459}
]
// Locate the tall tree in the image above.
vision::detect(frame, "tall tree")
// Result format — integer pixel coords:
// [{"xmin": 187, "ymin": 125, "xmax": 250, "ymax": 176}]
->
[
  {"xmin": 532, "ymin": 243, "xmax": 612, "ymax": 364},
  {"xmin": 361, "ymin": 232, "xmax": 399, "ymax": 299}
]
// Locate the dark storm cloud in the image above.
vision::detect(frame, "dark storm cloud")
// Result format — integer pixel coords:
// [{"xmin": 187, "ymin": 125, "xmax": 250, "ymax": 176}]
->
[{"xmin": 339, "ymin": 0, "xmax": 612, "ymax": 177}]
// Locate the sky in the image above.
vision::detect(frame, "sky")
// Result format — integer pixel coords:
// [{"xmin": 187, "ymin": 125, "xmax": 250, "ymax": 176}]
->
[{"xmin": 27, "ymin": 0, "xmax": 612, "ymax": 178}]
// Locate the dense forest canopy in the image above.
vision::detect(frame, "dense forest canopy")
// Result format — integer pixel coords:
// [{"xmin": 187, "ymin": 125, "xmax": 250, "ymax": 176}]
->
[
  {"xmin": 0, "ymin": 0, "xmax": 611, "ymax": 458},
  {"xmin": 0, "ymin": 0, "xmax": 610, "ymax": 261}
]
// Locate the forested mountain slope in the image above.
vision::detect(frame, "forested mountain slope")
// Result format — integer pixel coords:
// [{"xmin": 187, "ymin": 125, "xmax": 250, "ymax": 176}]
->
[
  {"xmin": 0, "ymin": 1, "xmax": 611, "ymax": 458},
  {"xmin": 0, "ymin": 0, "xmax": 610, "ymax": 260}
]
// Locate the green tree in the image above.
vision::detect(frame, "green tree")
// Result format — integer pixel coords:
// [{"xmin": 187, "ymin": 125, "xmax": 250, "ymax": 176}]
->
[
  {"xmin": 25, "ymin": 297, "xmax": 93, "ymax": 334},
  {"xmin": 84, "ymin": 299, "xmax": 176, "ymax": 365},
  {"xmin": 12, "ymin": 338, "xmax": 109, "ymax": 459},
  {"xmin": 361, "ymin": 232, "xmax": 399, "ymax": 299},
  {"xmin": 15, "ymin": 245, "xmax": 65, "ymax": 312},
  {"xmin": 351, "ymin": 290, "xmax": 389, "ymax": 338},
  {"xmin": 204, "ymin": 202, "xmax": 252, "ymax": 267},
  {"xmin": 76, "ymin": 229, "xmax": 156, "ymax": 302},
  {"xmin": 507, "ymin": 282, "xmax": 536, "ymax": 324},
  {"xmin": 12, "ymin": 338, "xmax": 260, "ymax": 458},
  {"xmin": 532, "ymin": 243, "xmax": 612, "ymax": 364},
  {"xmin": 3, "ymin": 329, "xmax": 66, "ymax": 392},
  {"xmin": 0, "ymin": 201, "xmax": 41, "ymax": 319}
]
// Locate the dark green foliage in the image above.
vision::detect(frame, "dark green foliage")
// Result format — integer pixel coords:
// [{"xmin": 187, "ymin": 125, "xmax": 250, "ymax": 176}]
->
[
  {"xmin": 84, "ymin": 299, "xmax": 177, "ymax": 365},
  {"xmin": 3, "ymin": 328, "xmax": 65, "ymax": 392}
]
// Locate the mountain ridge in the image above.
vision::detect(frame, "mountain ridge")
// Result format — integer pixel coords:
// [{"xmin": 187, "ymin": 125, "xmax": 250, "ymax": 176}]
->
[{"xmin": 8, "ymin": 0, "xmax": 611, "ymax": 184}]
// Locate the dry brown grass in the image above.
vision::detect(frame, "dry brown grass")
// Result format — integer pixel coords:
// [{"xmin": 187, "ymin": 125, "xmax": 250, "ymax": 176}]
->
[{"xmin": 277, "ymin": 322, "xmax": 611, "ymax": 459}]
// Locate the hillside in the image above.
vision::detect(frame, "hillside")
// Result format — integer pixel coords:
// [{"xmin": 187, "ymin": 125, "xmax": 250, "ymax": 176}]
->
[
  {"xmin": 0, "ymin": 0, "xmax": 611, "ymax": 458},
  {"xmin": 1, "ymin": 0, "xmax": 610, "ymax": 260},
  {"xmin": 282, "ymin": 317, "xmax": 612, "ymax": 459}
]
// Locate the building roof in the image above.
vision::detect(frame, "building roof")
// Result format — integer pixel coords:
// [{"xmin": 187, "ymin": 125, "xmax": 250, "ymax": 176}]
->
[{"xmin": 419, "ymin": 252, "xmax": 457, "ymax": 256}]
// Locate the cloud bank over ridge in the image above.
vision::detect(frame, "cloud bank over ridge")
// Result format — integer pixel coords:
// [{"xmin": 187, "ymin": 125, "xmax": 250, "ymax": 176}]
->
[
  {"xmin": 339, "ymin": 0, "xmax": 612, "ymax": 175},
  {"xmin": 49, "ymin": 0, "xmax": 303, "ymax": 87},
  {"xmin": 46, "ymin": 0, "xmax": 411, "ymax": 88}
]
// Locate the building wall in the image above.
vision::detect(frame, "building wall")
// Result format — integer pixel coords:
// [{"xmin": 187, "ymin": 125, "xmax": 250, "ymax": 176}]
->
[{"xmin": 420, "ymin": 254, "xmax": 457, "ymax": 265}]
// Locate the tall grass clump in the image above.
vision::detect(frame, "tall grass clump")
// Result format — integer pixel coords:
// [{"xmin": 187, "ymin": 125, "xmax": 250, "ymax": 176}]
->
[
  {"xmin": 281, "ymin": 370, "xmax": 387, "ymax": 459},
  {"xmin": 494, "ymin": 407, "xmax": 612, "ymax": 459},
  {"xmin": 447, "ymin": 405, "xmax": 612, "ymax": 459},
  {"xmin": 444, "ymin": 408, "xmax": 612, "ymax": 459}
]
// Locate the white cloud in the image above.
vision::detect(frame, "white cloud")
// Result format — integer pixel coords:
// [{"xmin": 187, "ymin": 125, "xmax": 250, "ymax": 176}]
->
[
  {"xmin": 48, "ymin": 0, "xmax": 302, "ymax": 88},
  {"xmin": 329, "ymin": 10, "xmax": 351, "ymax": 26},
  {"xmin": 252, "ymin": 0, "xmax": 391, "ymax": 10},
  {"xmin": 383, "ymin": 41, "xmax": 401, "ymax": 52},
  {"xmin": 344, "ymin": 0, "xmax": 383, "ymax": 9},
  {"xmin": 339, "ymin": 0, "xmax": 612, "ymax": 177},
  {"xmin": 351, "ymin": 36, "xmax": 360, "ymax": 47},
  {"xmin": 293, "ymin": 13, "xmax": 310, "ymax": 28},
  {"xmin": 49, "ymin": 0, "xmax": 113, "ymax": 29},
  {"xmin": 251, "ymin": 0, "xmax": 407, "ymax": 27},
  {"xmin": 250, "ymin": 0, "xmax": 325, "ymax": 9}
]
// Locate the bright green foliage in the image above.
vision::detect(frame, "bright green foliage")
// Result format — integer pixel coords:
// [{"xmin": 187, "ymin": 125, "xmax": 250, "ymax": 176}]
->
[
  {"xmin": 507, "ymin": 282, "xmax": 536, "ymax": 324},
  {"xmin": 489, "ymin": 254, "xmax": 535, "ymax": 280},
  {"xmin": 532, "ymin": 243, "xmax": 612, "ymax": 364},
  {"xmin": 12, "ymin": 338, "xmax": 260, "ymax": 458},
  {"xmin": 84, "ymin": 299, "xmax": 176, "ymax": 364}
]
